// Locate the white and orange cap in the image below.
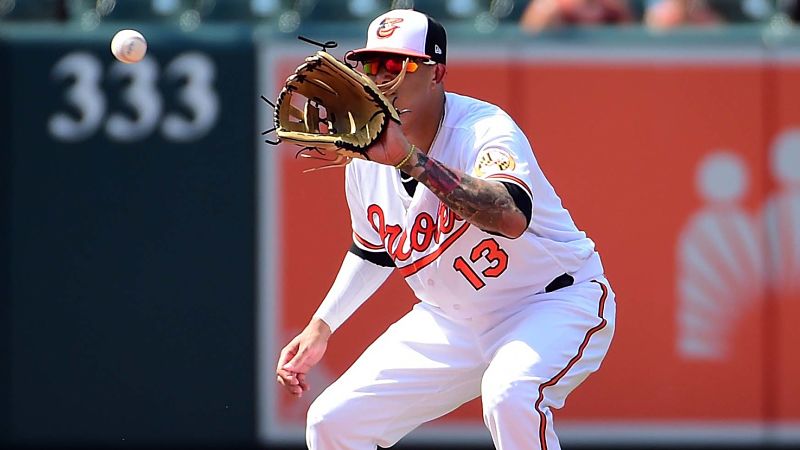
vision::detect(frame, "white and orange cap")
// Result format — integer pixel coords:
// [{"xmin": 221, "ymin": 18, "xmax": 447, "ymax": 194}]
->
[{"xmin": 347, "ymin": 9, "xmax": 447, "ymax": 64}]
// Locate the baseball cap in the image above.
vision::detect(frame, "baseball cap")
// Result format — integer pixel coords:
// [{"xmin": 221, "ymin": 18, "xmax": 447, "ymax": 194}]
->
[{"xmin": 347, "ymin": 9, "xmax": 447, "ymax": 64}]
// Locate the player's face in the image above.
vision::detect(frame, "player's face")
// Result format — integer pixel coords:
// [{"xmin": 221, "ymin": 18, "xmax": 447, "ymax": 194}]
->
[{"xmin": 360, "ymin": 55, "xmax": 439, "ymax": 121}]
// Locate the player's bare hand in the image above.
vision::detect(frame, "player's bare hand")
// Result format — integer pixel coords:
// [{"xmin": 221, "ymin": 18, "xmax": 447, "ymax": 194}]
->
[
  {"xmin": 367, "ymin": 120, "xmax": 415, "ymax": 167},
  {"xmin": 276, "ymin": 317, "xmax": 331, "ymax": 398}
]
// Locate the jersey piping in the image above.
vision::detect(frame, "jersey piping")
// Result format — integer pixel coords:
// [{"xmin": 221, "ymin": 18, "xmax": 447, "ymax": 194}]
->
[
  {"xmin": 486, "ymin": 173, "xmax": 533, "ymax": 198},
  {"xmin": 353, "ymin": 231, "xmax": 384, "ymax": 251},
  {"xmin": 534, "ymin": 280, "xmax": 609, "ymax": 450}
]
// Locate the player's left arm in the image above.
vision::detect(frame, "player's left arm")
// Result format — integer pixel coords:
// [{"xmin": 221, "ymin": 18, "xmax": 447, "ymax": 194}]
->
[
  {"xmin": 401, "ymin": 152, "xmax": 529, "ymax": 238},
  {"xmin": 369, "ymin": 119, "xmax": 531, "ymax": 238}
]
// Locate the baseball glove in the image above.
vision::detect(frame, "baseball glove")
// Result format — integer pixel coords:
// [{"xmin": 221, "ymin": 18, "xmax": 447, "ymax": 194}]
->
[{"xmin": 272, "ymin": 50, "xmax": 401, "ymax": 165}]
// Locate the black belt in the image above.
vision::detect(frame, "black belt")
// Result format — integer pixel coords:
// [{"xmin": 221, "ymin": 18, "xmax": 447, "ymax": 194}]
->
[{"xmin": 545, "ymin": 273, "xmax": 574, "ymax": 293}]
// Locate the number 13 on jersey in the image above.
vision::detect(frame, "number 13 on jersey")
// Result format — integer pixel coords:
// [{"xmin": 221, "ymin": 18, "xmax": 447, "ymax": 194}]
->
[{"xmin": 453, "ymin": 238, "xmax": 509, "ymax": 290}]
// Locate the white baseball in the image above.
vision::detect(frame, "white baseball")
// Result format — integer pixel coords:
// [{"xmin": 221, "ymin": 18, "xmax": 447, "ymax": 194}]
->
[{"xmin": 110, "ymin": 29, "xmax": 147, "ymax": 64}]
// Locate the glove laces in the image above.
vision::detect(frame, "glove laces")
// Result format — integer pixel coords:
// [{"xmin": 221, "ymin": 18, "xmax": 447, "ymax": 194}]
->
[{"xmin": 378, "ymin": 59, "xmax": 411, "ymax": 96}]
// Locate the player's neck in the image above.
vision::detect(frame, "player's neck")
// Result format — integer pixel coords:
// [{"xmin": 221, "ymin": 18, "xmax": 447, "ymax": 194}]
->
[{"xmin": 406, "ymin": 94, "xmax": 445, "ymax": 154}]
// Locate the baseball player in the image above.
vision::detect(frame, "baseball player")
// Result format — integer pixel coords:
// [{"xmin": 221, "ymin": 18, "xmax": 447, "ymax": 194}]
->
[{"xmin": 276, "ymin": 8, "xmax": 616, "ymax": 450}]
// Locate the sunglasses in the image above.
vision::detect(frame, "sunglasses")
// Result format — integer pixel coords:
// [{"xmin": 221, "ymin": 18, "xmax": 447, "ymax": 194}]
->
[{"xmin": 361, "ymin": 57, "xmax": 430, "ymax": 76}]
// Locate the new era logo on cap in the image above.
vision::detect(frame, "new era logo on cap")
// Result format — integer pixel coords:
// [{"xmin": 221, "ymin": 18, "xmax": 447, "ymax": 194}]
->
[{"xmin": 348, "ymin": 9, "xmax": 447, "ymax": 65}]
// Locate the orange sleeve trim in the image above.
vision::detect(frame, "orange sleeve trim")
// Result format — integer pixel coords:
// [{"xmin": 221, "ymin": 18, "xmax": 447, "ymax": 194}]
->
[
  {"xmin": 397, "ymin": 222, "xmax": 471, "ymax": 277},
  {"xmin": 486, "ymin": 173, "xmax": 533, "ymax": 198},
  {"xmin": 534, "ymin": 280, "xmax": 609, "ymax": 450},
  {"xmin": 353, "ymin": 232, "xmax": 384, "ymax": 251}
]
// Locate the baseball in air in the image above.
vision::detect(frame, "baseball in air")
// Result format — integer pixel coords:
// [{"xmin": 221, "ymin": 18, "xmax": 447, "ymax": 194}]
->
[{"xmin": 110, "ymin": 29, "xmax": 147, "ymax": 63}]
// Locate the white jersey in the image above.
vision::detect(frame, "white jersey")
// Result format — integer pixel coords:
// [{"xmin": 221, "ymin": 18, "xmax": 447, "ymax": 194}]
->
[{"xmin": 346, "ymin": 92, "xmax": 600, "ymax": 319}]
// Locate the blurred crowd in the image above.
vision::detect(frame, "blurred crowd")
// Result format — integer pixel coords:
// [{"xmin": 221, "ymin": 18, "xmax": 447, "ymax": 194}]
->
[
  {"xmin": 520, "ymin": 0, "xmax": 800, "ymax": 32},
  {"xmin": 0, "ymin": 0, "xmax": 798, "ymax": 32}
]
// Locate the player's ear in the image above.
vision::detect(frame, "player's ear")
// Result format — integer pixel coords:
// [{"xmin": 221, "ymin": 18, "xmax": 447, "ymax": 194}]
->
[{"xmin": 433, "ymin": 64, "xmax": 446, "ymax": 84}]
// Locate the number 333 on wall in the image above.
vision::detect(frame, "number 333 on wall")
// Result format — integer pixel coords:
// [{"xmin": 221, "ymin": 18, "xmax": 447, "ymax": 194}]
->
[{"xmin": 48, "ymin": 51, "xmax": 219, "ymax": 143}]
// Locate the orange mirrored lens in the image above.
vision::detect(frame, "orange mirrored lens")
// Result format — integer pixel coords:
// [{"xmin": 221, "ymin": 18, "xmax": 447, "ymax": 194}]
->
[
  {"xmin": 362, "ymin": 58, "xmax": 419, "ymax": 76},
  {"xmin": 362, "ymin": 61, "xmax": 378, "ymax": 75}
]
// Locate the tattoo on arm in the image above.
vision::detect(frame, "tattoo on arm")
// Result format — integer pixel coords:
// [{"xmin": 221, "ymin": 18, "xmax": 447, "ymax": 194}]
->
[
  {"xmin": 411, "ymin": 152, "xmax": 525, "ymax": 236},
  {"xmin": 414, "ymin": 152, "xmax": 461, "ymax": 195}
]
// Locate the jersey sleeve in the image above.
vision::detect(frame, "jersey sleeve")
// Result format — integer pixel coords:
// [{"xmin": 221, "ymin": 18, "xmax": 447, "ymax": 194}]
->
[
  {"xmin": 345, "ymin": 163, "xmax": 386, "ymax": 253},
  {"xmin": 468, "ymin": 115, "xmax": 535, "ymax": 207}
]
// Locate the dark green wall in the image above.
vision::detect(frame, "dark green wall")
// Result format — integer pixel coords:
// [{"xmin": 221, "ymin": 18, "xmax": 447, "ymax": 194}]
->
[
  {"xmin": 1, "ymin": 32, "xmax": 12, "ymax": 444},
  {"xmin": 1, "ymin": 26, "xmax": 256, "ymax": 447}
]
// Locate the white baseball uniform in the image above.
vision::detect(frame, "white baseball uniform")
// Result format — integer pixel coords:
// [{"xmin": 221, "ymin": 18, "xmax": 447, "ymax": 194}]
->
[{"xmin": 307, "ymin": 92, "xmax": 616, "ymax": 450}]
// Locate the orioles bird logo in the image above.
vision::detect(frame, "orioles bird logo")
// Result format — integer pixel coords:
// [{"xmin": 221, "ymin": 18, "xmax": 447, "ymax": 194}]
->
[{"xmin": 376, "ymin": 18, "xmax": 403, "ymax": 38}]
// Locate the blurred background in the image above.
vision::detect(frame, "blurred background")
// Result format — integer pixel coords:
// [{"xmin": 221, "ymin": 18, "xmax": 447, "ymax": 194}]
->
[{"xmin": 2, "ymin": 0, "xmax": 800, "ymax": 449}]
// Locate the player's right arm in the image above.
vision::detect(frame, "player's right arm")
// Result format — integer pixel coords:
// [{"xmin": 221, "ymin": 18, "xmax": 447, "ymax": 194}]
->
[
  {"xmin": 276, "ymin": 164, "xmax": 393, "ymax": 397},
  {"xmin": 275, "ymin": 252, "xmax": 393, "ymax": 397},
  {"xmin": 276, "ymin": 316, "xmax": 330, "ymax": 397}
]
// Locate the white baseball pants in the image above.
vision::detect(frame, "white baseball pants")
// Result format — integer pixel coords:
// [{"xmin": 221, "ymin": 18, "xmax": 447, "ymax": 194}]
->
[{"xmin": 306, "ymin": 278, "xmax": 616, "ymax": 450}]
